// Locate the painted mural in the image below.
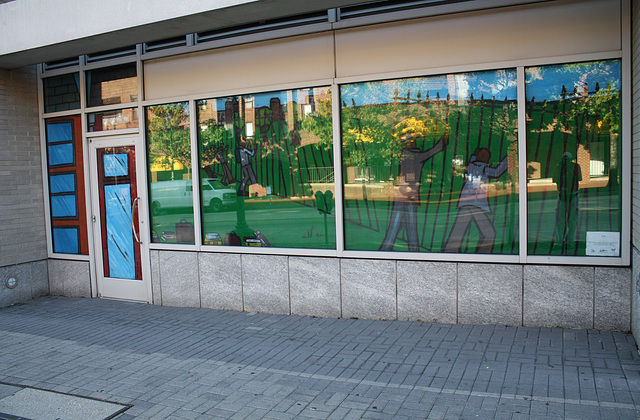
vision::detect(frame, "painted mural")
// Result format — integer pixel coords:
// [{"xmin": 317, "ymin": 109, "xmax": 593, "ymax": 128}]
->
[
  {"xmin": 341, "ymin": 69, "xmax": 519, "ymax": 254},
  {"xmin": 526, "ymin": 60, "xmax": 622, "ymax": 256},
  {"xmin": 197, "ymin": 86, "xmax": 335, "ymax": 249}
]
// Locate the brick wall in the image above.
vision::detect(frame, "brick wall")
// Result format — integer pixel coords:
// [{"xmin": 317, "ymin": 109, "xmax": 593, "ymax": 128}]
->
[
  {"xmin": 0, "ymin": 66, "xmax": 47, "ymax": 267},
  {"xmin": 634, "ymin": 2, "xmax": 640, "ymax": 251},
  {"xmin": 632, "ymin": 0, "xmax": 640, "ymax": 340}
]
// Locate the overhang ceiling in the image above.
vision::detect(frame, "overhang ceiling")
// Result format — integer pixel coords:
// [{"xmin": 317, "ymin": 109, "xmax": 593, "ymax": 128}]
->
[{"xmin": 0, "ymin": 0, "xmax": 367, "ymax": 69}]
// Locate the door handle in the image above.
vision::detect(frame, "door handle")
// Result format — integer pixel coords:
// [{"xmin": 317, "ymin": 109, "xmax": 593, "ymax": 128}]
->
[{"xmin": 131, "ymin": 196, "xmax": 142, "ymax": 245}]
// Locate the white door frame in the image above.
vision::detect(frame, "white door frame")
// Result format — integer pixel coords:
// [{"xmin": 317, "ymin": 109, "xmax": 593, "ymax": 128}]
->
[{"xmin": 88, "ymin": 134, "xmax": 152, "ymax": 303}]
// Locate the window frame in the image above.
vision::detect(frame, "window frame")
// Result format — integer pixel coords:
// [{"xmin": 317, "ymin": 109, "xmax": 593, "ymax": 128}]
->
[
  {"xmin": 194, "ymin": 85, "xmax": 338, "ymax": 251},
  {"xmin": 334, "ymin": 53, "xmax": 629, "ymax": 266},
  {"xmin": 37, "ymin": 3, "xmax": 630, "ymax": 267}
]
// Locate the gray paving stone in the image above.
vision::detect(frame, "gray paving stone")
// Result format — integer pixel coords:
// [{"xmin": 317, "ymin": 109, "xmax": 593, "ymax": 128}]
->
[{"xmin": 0, "ymin": 297, "xmax": 638, "ymax": 419}]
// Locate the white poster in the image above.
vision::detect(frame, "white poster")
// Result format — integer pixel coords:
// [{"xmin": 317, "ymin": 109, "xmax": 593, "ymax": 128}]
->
[{"xmin": 585, "ymin": 232, "xmax": 620, "ymax": 257}]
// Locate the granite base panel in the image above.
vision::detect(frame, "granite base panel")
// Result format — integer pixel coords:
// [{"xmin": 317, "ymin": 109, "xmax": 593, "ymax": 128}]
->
[
  {"xmin": 48, "ymin": 259, "xmax": 90, "ymax": 298},
  {"xmin": 632, "ymin": 247, "xmax": 640, "ymax": 340},
  {"xmin": 147, "ymin": 252, "xmax": 634, "ymax": 331},
  {"xmin": 0, "ymin": 260, "xmax": 49, "ymax": 308}
]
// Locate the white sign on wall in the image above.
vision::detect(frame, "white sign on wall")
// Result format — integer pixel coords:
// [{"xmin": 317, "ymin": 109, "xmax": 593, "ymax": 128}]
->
[{"xmin": 586, "ymin": 232, "xmax": 620, "ymax": 256}]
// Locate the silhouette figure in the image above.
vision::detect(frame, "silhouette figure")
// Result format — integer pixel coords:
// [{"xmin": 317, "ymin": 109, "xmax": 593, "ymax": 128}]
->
[
  {"xmin": 236, "ymin": 138, "xmax": 257, "ymax": 197},
  {"xmin": 553, "ymin": 151, "xmax": 581, "ymax": 253},
  {"xmin": 213, "ymin": 145, "xmax": 236, "ymax": 186},
  {"xmin": 379, "ymin": 126, "xmax": 448, "ymax": 251},
  {"xmin": 444, "ymin": 148, "xmax": 508, "ymax": 253}
]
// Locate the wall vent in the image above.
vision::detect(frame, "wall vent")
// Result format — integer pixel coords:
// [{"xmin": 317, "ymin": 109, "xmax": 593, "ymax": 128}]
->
[
  {"xmin": 85, "ymin": 45, "xmax": 137, "ymax": 63},
  {"xmin": 43, "ymin": 57, "xmax": 80, "ymax": 71},
  {"xmin": 338, "ymin": 0, "xmax": 473, "ymax": 20},
  {"xmin": 196, "ymin": 10, "xmax": 331, "ymax": 44},
  {"xmin": 144, "ymin": 36, "xmax": 190, "ymax": 53}
]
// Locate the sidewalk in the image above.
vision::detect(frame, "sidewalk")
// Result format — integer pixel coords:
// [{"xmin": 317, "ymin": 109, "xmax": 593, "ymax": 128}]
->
[{"xmin": 0, "ymin": 296, "xmax": 638, "ymax": 420}]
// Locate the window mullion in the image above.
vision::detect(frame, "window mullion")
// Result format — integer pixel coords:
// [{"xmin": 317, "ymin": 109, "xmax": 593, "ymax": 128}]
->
[{"xmin": 517, "ymin": 66, "xmax": 528, "ymax": 264}]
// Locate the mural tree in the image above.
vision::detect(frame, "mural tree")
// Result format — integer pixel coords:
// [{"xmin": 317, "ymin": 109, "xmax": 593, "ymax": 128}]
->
[{"xmin": 147, "ymin": 103, "xmax": 191, "ymax": 180}]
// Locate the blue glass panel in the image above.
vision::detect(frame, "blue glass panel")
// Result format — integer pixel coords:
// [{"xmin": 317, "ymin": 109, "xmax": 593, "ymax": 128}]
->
[
  {"xmin": 53, "ymin": 227, "xmax": 79, "ymax": 254},
  {"xmin": 51, "ymin": 195, "xmax": 77, "ymax": 218},
  {"xmin": 105, "ymin": 184, "xmax": 135, "ymax": 279},
  {"xmin": 48, "ymin": 143, "xmax": 74, "ymax": 166},
  {"xmin": 47, "ymin": 122, "xmax": 73, "ymax": 143},
  {"xmin": 103, "ymin": 154, "xmax": 129, "ymax": 177},
  {"xmin": 50, "ymin": 174, "xmax": 76, "ymax": 194}
]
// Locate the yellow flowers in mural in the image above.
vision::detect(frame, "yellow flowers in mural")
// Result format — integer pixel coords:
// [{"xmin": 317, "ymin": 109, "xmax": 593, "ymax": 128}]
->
[
  {"xmin": 347, "ymin": 127, "xmax": 375, "ymax": 143},
  {"xmin": 392, "ymin": 117, "xmax": 430, "ymax": 140},
  {"xmin": 392, "ymin": 117, "xmax": 450, "ymax": 145}
]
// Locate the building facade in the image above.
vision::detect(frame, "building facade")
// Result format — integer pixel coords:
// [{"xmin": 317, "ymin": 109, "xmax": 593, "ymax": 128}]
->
[{"xmin": 0, "ymin": 0, "xmax": 638, "ymax": 337}]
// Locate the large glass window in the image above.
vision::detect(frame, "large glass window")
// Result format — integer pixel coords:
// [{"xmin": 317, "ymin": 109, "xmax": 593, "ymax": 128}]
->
[
  {"xmin": 146, "ymin": 102, "xmax": 194, "ymax": 244},
  {"xmin": 197, "ymin": 86, "xmax": 335, "ymax": 249},
  {"xmin": 526, "ymin": 60, "xmax": 622, "ymax": 257},
  {"xmin": 341, "ymin": 70, "xmax": 519, "ymax": 254},
  {"xmin": 86, "ymin": 63, "xmax": 137, "ymax": 108}
]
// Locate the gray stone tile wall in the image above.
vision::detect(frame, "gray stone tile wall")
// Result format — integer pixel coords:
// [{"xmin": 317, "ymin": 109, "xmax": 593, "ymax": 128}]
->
[
  {"xmin": 0, "ymin": 260, "xmax": 48, "ymax": 307},
  {"xmin": 146, "ymin": 251, "xmax": 632, "ymax": 331},
  {"xmin": 242, "ymin": 254, "xmax": 289, "ymax": 314},
  {"xmin": 524, "ymin": 265, "xmax": 594, "ymax": 329},
  {"xmin": 156, "ymin": 251, "xmax": 200, "ymax": 307},
  {"xmin": 199, "ymin": 252, "xmax": 243, "ymax": 311},
  {"xmin": 289, "ymin": 256, "xmax": 340, "ymax": 318},
  {"xmin": 150, "ymin": 250, "xmax": 161, "ymax": 305},
  {"xmin": 47, "ymin": 259, "xmax": 90, "ymax": 298},
  {"xmin": 458, "ymin": 264, "xmax": 522, "ymax": 326},
  {"xmin": 632, "ymin": 248, "xmax": 640, "ymax": 339},
  {"xmin": 595, "ymin": 267, "xmax": 631, "ymax": 331},
  {"xmin": 340, "ymin": 258, "xmax": 397, "ymax": 320},
  {"xmin": 397, "ymin": 261, "xmax": 456, "ymax": 323}
]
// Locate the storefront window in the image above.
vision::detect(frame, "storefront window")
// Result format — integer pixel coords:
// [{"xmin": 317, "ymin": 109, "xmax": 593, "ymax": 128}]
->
[
  {"xmin": 526, "ymin": 60, "xmax": 622, "ymax": 257},
  {"xmin": 146, "ymin": 102, "xmax": 194, "ymax": 244},
  {"xmin": 197, "ymin": 86, "xmax": 335, "ymax": 249},
  {"xmin": 341, "ymin": 70, "xmax": 519, "ymax": 254},
  {"xmin": 43, "ymin": 73, "xmax": 80, "ymax": 113},
  {"xmin": 86, "ymin": 63, "xmax": 137, "ymax": 108}
]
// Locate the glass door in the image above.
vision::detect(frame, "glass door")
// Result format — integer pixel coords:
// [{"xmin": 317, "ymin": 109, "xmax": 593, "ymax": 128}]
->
[{"xmin": 89, "ymin": 135, "xmax": 150, "ymax": 302}]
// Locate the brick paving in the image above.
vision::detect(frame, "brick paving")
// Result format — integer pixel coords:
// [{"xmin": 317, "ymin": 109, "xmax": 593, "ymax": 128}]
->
[{"xmin": 0, "ymin": 296, "xmax": 638, "ymax": 419}]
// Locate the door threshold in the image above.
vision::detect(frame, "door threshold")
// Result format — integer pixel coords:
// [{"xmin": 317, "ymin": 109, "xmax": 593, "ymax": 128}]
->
[{"xmin": 98, "ymin": 296, "xmax": 149, "ymax": 304}]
